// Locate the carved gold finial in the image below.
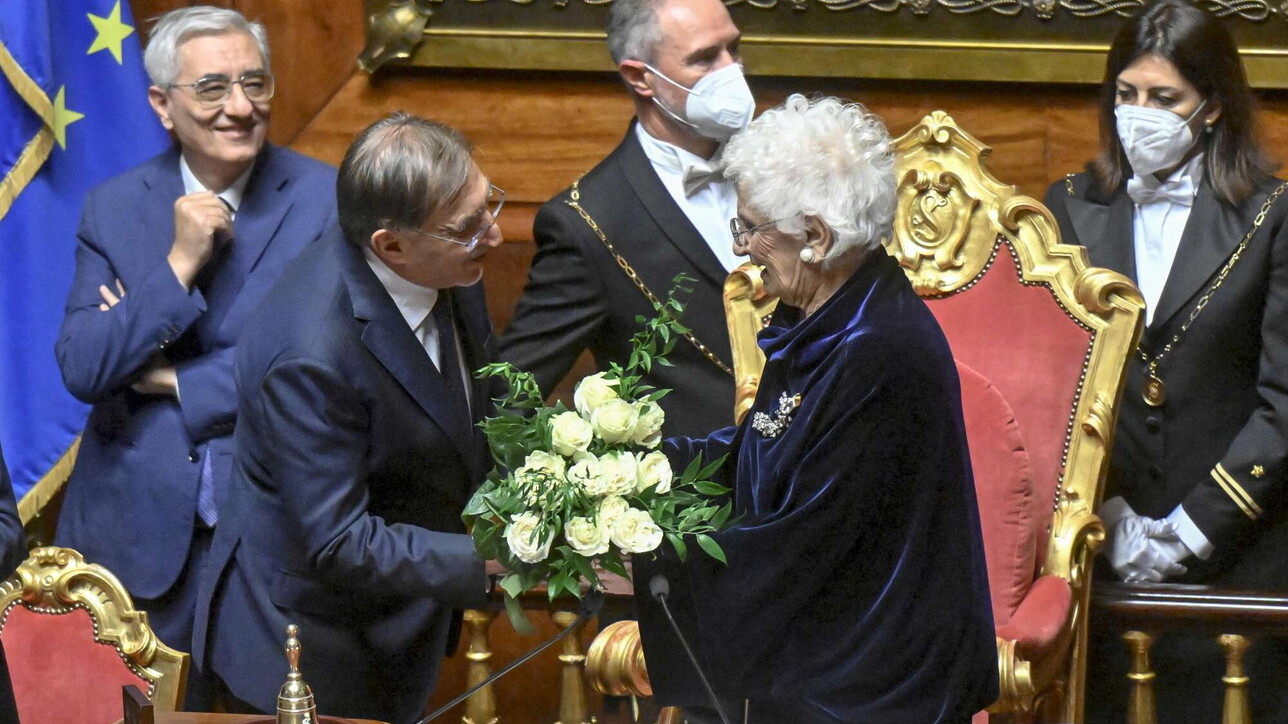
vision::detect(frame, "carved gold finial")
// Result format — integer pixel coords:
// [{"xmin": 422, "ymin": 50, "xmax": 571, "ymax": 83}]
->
[
  {"xmin": 358, "ymin": 0, "xmax": 434, "ymax": 73},
  {"xmin": 278, "ymin": 624, "xmax": 318, "ymax": 724}
]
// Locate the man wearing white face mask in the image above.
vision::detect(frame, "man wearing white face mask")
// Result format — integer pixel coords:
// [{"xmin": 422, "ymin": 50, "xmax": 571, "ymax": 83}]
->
[{"xmin": 500, "ymin": 0, "xmax": 765, "ymax": 439}]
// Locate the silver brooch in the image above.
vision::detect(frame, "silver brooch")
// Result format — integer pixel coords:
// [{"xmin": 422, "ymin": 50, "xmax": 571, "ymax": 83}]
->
[{"xmin": 751, "ymin": 392, "xmax": 802, "ymax": 438}]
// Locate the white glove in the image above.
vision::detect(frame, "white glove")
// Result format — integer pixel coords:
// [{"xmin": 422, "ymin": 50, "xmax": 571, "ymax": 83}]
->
[{"xmin": 1108, "ymin": 515, "xmax": 1191, "ymax": 583}]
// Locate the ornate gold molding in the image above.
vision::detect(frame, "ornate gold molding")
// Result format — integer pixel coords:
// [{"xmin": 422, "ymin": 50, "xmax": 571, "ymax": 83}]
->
[
  {"xmin": 359, "ymin": 0, "xmax": 437, "ymax": 72},
  {"xmin": 0, "ymin": 547, "xmax": 189, "ymax": 710}
]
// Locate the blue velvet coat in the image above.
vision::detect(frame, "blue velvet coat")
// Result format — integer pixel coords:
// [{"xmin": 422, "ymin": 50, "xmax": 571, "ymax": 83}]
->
[{"xmin": 634, "ymin": 250, "xmax": 997, "ymax": 723}]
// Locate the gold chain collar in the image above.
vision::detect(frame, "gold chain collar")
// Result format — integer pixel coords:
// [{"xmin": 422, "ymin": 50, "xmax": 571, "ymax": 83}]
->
[{"xmin": 564, "ymin": 176, "xmax": 734, "ymax": 377}]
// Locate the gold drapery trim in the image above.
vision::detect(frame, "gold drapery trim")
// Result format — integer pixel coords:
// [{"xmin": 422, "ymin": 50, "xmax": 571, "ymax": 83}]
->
[
  {"xmin": 17, "ymin": 436, "xmax": 80, "ymax": 525},
  {"xmin": 0, "ymin": 39, "xmax": 54, "ymax": 220}
]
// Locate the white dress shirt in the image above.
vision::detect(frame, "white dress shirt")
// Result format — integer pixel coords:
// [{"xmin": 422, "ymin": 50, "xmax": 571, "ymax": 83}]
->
[
  {"xmin": 362, "ymin": 248, "xmax": 472, "ymax": 406},
  {"xmin": 634, "ymin": 123, "xmax": 743, "ymax": 273},
  {"xmin": 1130, "ymin": 153, "xmax": 1203, "ymax": 327},
  {"xmin": 180, "ymin": 154, "xmax": 253, "ymax": 214}
]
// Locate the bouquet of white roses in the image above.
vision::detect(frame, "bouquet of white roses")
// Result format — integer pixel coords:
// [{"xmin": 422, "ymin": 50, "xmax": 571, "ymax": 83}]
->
[{"xmin": 464, "ymin": 281, "xmax": 731, "ymax": 629}]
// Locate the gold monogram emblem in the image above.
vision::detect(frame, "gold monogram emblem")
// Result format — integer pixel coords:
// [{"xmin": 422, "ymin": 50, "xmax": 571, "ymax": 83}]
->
[{"xmin": 1252, "ymin": 465, "xmax": 1265, "ymax": 479}]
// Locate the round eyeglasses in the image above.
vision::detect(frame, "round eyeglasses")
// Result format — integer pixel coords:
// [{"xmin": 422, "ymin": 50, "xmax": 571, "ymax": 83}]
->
[
  {"xmin": 168, "ymin": 72, "xmax": 276, "ymax": 109},
  {"xmin": 729, "ymin": 216, "xmax": 789, "ymax": 249},
  {"xmin": 404, "ymin": 184, "xmax": 505, "ymax": 253}
]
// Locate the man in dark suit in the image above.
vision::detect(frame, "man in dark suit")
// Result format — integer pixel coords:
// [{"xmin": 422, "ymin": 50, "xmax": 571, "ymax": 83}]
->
[
  {"xmin": 195, "ymin": 113, "xmax": 505, "ymax": 723},
  {"xmin": 0, "ymin": 445, "xmax": 24, "ymax": 580},
  {"xmin": 54, "ymin": 7, "xmax": 335, "ymax": 707},
  {"xmin": 500, "ymin": 0, "xmax": 756, "ymax": 438}
]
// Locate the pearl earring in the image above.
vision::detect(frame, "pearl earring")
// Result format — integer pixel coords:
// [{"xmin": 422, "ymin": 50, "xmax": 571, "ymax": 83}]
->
[{"xmin": 799, "ymin": 247, "xmax": 816, "ymax": 264}]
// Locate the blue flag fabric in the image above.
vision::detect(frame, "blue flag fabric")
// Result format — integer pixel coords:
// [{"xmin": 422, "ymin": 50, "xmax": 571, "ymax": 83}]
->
[{"xmin": 0, "ymin": 1, "xmax": 168, "ymax": 499}]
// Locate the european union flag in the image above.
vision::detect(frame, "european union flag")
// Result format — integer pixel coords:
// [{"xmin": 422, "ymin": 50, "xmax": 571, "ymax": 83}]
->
[{"xmin": 0, "ymin": 1, "xmax": 167, "ymax": 506}]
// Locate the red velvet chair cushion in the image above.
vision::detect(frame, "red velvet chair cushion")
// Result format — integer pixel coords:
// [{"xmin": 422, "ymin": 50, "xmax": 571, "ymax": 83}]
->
[
  {"xmin": 928, "ymin": 241, "xmax": 1092, "ymax": 568},
  {"xmin": 994, "ymin": 574, "xmax": 1073, "ymax": 661},
  {"xmin": 1, "ymin": 604, "xmax": 152, "ymax": 724},
  {"xmin": 956, "ymin": 361, "xmax": 1038, "ymax": 627}
]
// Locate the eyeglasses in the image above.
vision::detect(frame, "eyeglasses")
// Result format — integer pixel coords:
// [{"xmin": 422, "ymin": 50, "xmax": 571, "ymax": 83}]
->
[
  {"xmin": 168, "ymin": 72, "xmax": 276, "ymax": 108},
  {"xmin": 729, "ymin": 216, "xmax": 789, "ymax": 249},
  {"xmin": 404, "ymin": 184, "xmax": 505, "ymax": 253}
]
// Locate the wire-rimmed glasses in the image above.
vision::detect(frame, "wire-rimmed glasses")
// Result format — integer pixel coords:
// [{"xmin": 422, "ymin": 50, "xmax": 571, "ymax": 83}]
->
[
  {"xmin": 404, "ymin": 184, "xmax": 505, "ymax": 253},
  {"xmin": 168, "ymin": 72, "xmax": 276, "ymax": 108}
]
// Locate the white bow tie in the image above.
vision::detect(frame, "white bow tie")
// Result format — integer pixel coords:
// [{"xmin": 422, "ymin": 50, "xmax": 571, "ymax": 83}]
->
[
  {"xmin": 681, "ymin": 158, "xmax": 724, "ymax": 197},
  {"xmin": 1127, "ymin": 174, "xmax": 1196, "ymax": 207}
]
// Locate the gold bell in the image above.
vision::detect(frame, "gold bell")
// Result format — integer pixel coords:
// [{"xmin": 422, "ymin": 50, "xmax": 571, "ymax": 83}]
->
[{"xmin": 277, "ymin": 624, "xmax": 319, "ymax": 724}]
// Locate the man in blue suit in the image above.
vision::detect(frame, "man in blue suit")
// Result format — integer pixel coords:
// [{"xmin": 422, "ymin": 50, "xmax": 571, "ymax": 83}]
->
[
  {"xmin": 195, "ymin": 113, "xmax": 506, "ymax": 722},
  {"xmin": 54, "ymin": 7, "xmax": 335, "ymax": 707}
]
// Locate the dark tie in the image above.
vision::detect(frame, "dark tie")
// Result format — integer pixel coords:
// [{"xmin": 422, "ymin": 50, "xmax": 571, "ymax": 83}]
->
[{"xmin": 432, "ymin": 291, "xmax": 470, "ymax": 420}]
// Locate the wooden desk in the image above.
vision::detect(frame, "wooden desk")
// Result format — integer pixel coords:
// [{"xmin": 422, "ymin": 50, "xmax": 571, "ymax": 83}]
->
[{"xmin": 112, "ymin": 714, "xmax": 388, "ymax": 724}]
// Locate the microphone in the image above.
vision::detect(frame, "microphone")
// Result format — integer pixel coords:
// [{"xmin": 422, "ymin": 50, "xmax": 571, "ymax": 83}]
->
[
  {"xmin": 413, "ymin": 589, "xmax": 605, "ymax": 724},
  {"xmin": 649, "ymin": 574, "xmax": 733, "ymax": 724}
]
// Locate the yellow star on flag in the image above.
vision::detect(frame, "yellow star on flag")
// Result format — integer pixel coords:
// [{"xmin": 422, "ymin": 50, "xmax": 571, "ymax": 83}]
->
[
  {"xmin": 87, "ymin": 1, "xmax": 135, "ymax": 65},
  {"xmin": 53, "ymin": 86, "xmax": 86, "ymax": 150}
]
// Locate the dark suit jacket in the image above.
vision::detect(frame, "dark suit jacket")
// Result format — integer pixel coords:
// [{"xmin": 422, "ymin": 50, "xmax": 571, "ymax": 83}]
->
[
  {"xmin": 1044, "ymin": 173, "xmax": 1288, "ymax": 587},
  {"xmin": 54, "ymin": 144, "xmax": 336, "ymax": 600},
  {"xmin": 195, "ymin": 227, "xmax": 491, "ymax": 723},
  {"xmin": 500, "ymin": 124, "xmax": 738, "ymax": 438}
]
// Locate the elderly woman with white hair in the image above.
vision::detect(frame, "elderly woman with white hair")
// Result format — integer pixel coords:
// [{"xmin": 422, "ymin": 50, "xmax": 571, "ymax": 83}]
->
[{"xmin": 632, "ymin": 95, "xmax": 998, "ymax": 723}]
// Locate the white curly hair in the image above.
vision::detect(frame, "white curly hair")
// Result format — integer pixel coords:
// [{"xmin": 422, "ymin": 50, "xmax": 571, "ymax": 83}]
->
[{"xmin": 722, "ymin": 94, "xmax": 896, "ymax": 264}]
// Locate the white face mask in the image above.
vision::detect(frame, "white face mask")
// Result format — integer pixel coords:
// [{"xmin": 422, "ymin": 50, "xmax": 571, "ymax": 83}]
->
[
  {"xmin": 1115, "ymin": 100, "xmax": 1207, "ymax": 177},
  {"xmin": 644, "ymin": 62, "xmax": 755, "ymax": 141}
]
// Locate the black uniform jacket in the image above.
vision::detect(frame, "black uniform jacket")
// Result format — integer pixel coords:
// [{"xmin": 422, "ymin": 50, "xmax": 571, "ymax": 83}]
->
[{"xmin": 1044, "ymin": 172, "xmax": 1288, "ymax": 587}]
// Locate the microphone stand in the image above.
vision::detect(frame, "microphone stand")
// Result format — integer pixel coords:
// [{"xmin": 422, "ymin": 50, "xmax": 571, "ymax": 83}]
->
[{"xmin": 649, "ymin": 574, "xmax": 734, "ymax": 724}]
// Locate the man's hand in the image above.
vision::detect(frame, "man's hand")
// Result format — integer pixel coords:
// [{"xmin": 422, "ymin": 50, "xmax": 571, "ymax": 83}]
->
[
  {"xmin": 484, "ymin": 559, "xmax": 508, "ymax": 577},
  {"xmin": 131, "ymin": 357, "xmax": 179, "ymax": 397},
  {"xmin": 168, "ymin": 191, "xmax": 232, "ymax": 290},
  {"xmin": 1109, "ymin": 515, "xmax": 1191, "ymax": 583}
]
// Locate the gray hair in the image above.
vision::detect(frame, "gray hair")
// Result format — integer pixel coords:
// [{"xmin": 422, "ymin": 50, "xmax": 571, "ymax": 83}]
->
[
  {"xmin": 143, "ymin": 6, "xmax": 270, "ymax": 87},
  {"xmin": 723, "ymin": 94, "xmax": 896, "ymax": 263},
  {"xmin": 337, "ymin": 112, "xmax": 475, "ymax": 249},
  {"xmin": 607, "ymin": 0, "xmax": 666, "ymax": 65}
]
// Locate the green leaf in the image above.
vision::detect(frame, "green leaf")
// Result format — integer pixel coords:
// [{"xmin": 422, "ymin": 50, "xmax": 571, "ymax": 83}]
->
[
  {"xmin": 695, "ymin": 534, "xmax": 727, "ymax": 565},
  {"xmin": 693, "ymin": 481, "xmax": 730, "ymax": 496},
  {"xmin": 598, "ymin": 554, "xmax": 629, "ymax": 580},
  {"xmin": 711, "ymin": 502, "xmax": 732, "ymax": 529},
  {"xmin": 667, "ymin": 532, "xmax": 688, "ymax": 562},
  {"xmin": 503, "ymin": 593, "xmax": 535, "ymax": 635}
]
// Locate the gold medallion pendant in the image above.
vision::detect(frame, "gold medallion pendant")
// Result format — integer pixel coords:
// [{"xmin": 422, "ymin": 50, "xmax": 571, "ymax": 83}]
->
[{"xmin": 1143, "ymin": 375, "xmax": 1167, "ymax": 407}]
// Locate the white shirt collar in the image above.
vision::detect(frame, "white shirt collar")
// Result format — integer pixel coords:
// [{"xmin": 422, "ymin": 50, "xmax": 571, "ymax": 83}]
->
[
  {"xmin": 361, "ymin": 245, "xmax": 441, "ymax": 332},
  {"xmin": 179, "ymin": 155, "xmax": 254, "ymax": 212},
  {"xmin": 634, "ymin": 122, "xmax": 721, "ymax": 180}
]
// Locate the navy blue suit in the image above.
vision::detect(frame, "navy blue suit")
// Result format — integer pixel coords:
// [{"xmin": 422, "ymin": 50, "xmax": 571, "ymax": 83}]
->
[
  {"xmin": 195, "ymin": 227, "xmax": 491, "ymax": 723},
  {"xmin": 55, "ymin": 144, "xmax": 336, "ymax": 648}
]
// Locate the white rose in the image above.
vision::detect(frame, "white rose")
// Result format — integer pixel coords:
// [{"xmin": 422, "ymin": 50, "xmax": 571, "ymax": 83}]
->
[
  {"xmin": 635, "ymin": 450, "xmax": 673, "ymax": 494},
  {"xmin": 590, "ymin": 399, "xmax": 639, "ymax": 445},
  {"xmin": 609, "ymin": 508, "xmax": 664, "ymax": 554},
  {"xmin": 518, "ymin": 450, "xmax": 567, "ymax": 479},
  {"xmin": 505, "ymin": 512, "xmax": 554, "ymax": 564},
  {"xmin": 597, "ymin": 451, "xmax": 639, "ymax": 497},
  {"xmin": 568, "ymin": 453, "xmax": 609, "ymax": 496},
  {"xmin": 574, "ymin": 372, "xmax": 620, "ymax": 418},
  {"xmin": 549, "ymin": 411, "xmax": 594, "ymax": 457},
  {"xmin": 564, "ymin": 516, "xmax": 611, "ymax": 557},
  {"xmin": 630, "ymin": 402, "xmax": 666, "ymax": 449},
  {"xmin": 598, "ymin": 496, "xmax": 631, "ymax": 527}
]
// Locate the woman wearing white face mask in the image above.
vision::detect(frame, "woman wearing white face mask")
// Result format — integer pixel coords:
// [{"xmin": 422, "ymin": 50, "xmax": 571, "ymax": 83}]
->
[{"xmin": 1044, "ymin": 1, "xmax": 1288, "ymax": 721}]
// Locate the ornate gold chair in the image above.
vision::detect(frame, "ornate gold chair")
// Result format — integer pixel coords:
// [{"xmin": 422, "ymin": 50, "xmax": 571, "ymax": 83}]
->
[
  {"xmin": 0, "ymin": 546, "xmax": 188, "ymax": 723},
  {"xmin": 586, "ymin": 111, "xmax": 1145, "ymax": 724}
]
